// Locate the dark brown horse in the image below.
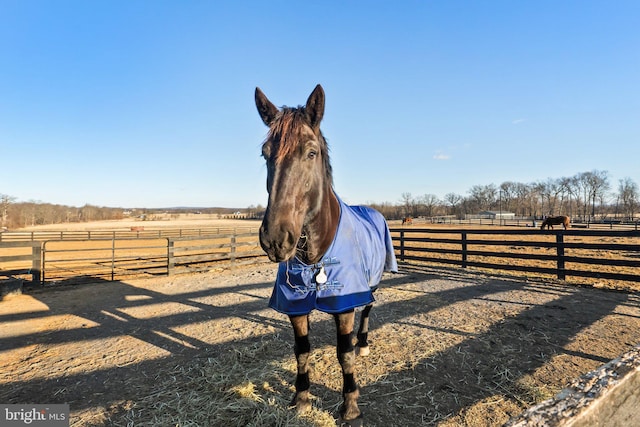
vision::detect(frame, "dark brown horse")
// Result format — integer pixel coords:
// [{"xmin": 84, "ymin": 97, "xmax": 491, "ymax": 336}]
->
[
  {"xmin": 402, "ymin": 217, "xmax": 413, "ymax": 226},
  {"xmin": 540, "ymin": 215, "xmax": 570, "ymax": 230},
  {"xmin": 255, "ymin": 84, "xmax": 397, "ymax": 426}
]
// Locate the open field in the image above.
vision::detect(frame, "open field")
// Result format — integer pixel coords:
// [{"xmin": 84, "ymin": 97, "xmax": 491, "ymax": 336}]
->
[
  {"xmin": 2, "ymin": 262, "xmax": 640, "ymax": 426},
  {"xmin": 14, "ymin": 215, "xmax": 262, "ymax": 232}
]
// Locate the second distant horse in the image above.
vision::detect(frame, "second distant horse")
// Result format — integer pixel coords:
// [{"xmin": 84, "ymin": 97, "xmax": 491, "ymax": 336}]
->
[{"xmin": 540, "ymin": 215, "xmax": 570, "ymax": 230}]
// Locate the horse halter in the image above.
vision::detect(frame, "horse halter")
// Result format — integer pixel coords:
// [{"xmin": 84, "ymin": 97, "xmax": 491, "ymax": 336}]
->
[{"xmin": 296, "ymin": 232, "xmax": 308, "ymax": 252}]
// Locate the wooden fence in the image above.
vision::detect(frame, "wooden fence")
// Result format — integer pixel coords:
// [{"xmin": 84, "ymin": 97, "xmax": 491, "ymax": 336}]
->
[
  {"xmin": 1, "ymin": 230, "xmax": 263, "ymax": 285},
  {"xmin": 2, "ymin": 227, "xmax": 640, "ymax": 288},
  {"xmin": 0, "ymin": 226, "xmax": 259, "ymax": 242},
  {"xmin": 407, "ymin": 217, "xmax": 640, "ymax": 230},
  {"xmin": 390, "ymin": 227, "xmax": 640, "ymax": 285},
  {"xmin": 0, "ymin": 241, "xmax": 42, "ymax": 283}
]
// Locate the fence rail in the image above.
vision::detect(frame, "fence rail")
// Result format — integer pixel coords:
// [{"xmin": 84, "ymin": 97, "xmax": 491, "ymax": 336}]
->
[
  {"xmin": 390, "ymin": 227, "xmax": 640, "ymax": 285},
  {"xmin": 0, "ymin": 241, "xmax": 42, "ymax": 282},
  {"xmin": 1, "ymin": 230, "xmax": 264, "ymax": 285},
  {"xmin": 0, "ymin": 226, "xmax": 259, "ymax": 242},
  {"xmin": 3, "ymin": 227, "xmax": 640, "ymax": 288},
  {"xmin": 405, "ymin": 217, "xmax": 640, "ymax": 230}
]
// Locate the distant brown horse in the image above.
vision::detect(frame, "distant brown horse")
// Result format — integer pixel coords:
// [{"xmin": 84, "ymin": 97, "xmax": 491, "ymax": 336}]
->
[
  {"xmin": 540, "ymin": 215, "xmax": 570, "ymax": 230},
  {"xmin": 402, "ymin": 217, "xmax": 413, "ymax": 226}
]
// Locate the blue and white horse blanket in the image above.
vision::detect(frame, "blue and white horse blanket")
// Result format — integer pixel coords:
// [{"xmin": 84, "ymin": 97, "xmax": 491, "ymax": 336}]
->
[{"xmin": 269, "ymin": 195, "xmax": 398, "ymax": 316}]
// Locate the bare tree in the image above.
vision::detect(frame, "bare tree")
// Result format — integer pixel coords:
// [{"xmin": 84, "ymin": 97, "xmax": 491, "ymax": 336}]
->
[
  {"xmin": 417, "ymin": 194, "xmax": 440, "ymax": 218},
  {"xmin": 617, "ymin": 177, "xmax": 639, "ymax": 220},
  {"xmin": 399, "ymin": 192, "xmax": 415, "ymax": 217},
  {"xmin": 538, "ymin": 178, "xmax": 564, "ymax": 216},
  {"xmin": 585, "ymin": 170, "xmax": 611, "ymax": 219},
  {"xmin": 498, "ymin": 182, "xmax": 517, "ymax": 213},
  {"xmin": 443, "ymin": 193, "xmax": 463, "ymax": 217},
  {"xmin": 468, "ymin": 184, "xmax": 497, "ymax": 212},
  {"xmin": 508, "ymin": 182, "xmax": 532, "ymax": 217},
  {"xmin": 558, "ymin": 176, "xmax": 578, "ymax": 217},
  {"xmin": 1, "ymin": 194, "xmax": 16, "ymax": 228}
]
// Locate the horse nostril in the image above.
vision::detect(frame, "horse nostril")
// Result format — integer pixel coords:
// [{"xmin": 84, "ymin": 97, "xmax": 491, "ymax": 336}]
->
[
  {"xmin": 285, "ymin": 229, "xmax": 297, "ymax": 248},
  {"xmin": 259, "ymin": 225, "xmax": 271, "ymax": 247}
]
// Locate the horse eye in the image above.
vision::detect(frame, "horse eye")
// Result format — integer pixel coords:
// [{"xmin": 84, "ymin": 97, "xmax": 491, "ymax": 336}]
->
[{"xmin": 307, "ymin": 150, "xmax": 317, "ymax": 160}]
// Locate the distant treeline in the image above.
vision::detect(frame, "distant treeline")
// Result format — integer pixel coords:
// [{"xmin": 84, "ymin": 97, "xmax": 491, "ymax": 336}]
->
[
  {"xmin": 0, "ymin": 199, "xmax": 125, "ymax": 229},
  {"xmin": 2, "ymin": 170, "xmax": 639, "ymax": 229},
  {"xmin": 369, "ymin": 170, "xmax": 639, "ymax": 222},
  {"xmin": 0, "ymin": 197, "xmax": 258, "ymax": 230}
]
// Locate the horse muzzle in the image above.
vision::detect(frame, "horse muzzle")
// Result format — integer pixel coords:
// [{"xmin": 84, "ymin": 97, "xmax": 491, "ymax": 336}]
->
[{"xmin": 259, "ymin": 223, "xmax": 298, "ymax": 262}]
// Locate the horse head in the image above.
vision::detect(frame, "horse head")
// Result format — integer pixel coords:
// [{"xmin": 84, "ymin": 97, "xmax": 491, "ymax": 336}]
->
[{"xmin": 255, "ymin": 85, "xmax": 337, "ymax": 263}]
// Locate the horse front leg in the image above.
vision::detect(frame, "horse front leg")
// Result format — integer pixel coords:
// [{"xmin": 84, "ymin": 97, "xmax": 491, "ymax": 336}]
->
[
  {"xmin": 355, "ymin": 303, "xmax": 373, "ymax": 356},
  {"xmin": 290, "ymin": 314, "xmax": 312, "ymax": 413},
  {"xmin": 335, "ymin": 309, "xmax": 362, "ymax": 425}
]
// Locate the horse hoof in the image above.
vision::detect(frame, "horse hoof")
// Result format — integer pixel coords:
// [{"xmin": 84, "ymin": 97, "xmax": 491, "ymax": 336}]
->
[
  {"xmin": 355, "ymin": 345, "xmax": 370, "ymax": 357},
  {"xmin": 338, "ymin": 414, "xmax": 364, "ymax": 427},
  {"xmin": 290, "ymin": 390, "xmax": 312, "ymax": 413}
]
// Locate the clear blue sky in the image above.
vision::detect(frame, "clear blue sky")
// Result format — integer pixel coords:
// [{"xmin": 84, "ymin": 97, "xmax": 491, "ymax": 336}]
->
[{"xmin": 1, "ymin": 1, "xmax": 638, "ymax": 208}]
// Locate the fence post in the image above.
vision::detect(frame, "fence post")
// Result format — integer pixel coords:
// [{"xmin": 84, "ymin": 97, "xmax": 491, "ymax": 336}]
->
[
  {"xmin": 556, "ymin": 233, "xmax": 565, "ymax": 280},
  {"xmin": 230, "ymin": 231, "xmax": 237, "ymax": 264},
  {"xmin": 399, "ymin": 231, "xmax": 405, "ymax": 262},
  {"xmin": 167, "ymin": 239, "xmax": 174, "ymax": 276},
  {"xmin": 111, "ymin": 238, "xmax": 116, "ymax": 281},
  {"xmin": 461, "ymin": 232, "xmax": 467, "ymax": 268},
  {"xmin": 31, "ymin": 243, "xmax": 42, "ymax": 284},
  {"xmin": 42, "ymin": 241, "xmax": 47, "ymax": 282}
]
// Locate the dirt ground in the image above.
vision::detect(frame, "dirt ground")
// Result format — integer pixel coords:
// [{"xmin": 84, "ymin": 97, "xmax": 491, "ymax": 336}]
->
[{"xmin": 2, "ymin": 261, "xmax": 640, "ymax": 426}]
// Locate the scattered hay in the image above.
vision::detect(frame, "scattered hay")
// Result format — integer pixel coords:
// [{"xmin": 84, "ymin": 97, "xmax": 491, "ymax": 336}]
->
[{"xmin": 110, "ymin": 338, "xmax": 336, "ymax": 427}]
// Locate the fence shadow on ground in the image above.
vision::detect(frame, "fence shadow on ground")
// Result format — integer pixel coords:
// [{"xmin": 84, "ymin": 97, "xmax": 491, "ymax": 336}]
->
[{"xmin": 1, "ymin": 266, "xmax": 639, "ymax": 426}]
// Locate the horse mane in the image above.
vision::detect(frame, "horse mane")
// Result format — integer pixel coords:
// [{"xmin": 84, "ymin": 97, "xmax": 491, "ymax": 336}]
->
[{"xmin": 264, "ymin": 106, "xmax": 333, "ymax": 183}]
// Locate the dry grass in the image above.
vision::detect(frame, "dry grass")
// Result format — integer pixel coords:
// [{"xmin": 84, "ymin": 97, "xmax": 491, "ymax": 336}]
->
[
  {"xmin": 3, "ymin": 221, "xmax": 640, "ymax": 426},
  {"xmin": 110, "ymin": 340, "xmax": 336, "ymax": 427}
]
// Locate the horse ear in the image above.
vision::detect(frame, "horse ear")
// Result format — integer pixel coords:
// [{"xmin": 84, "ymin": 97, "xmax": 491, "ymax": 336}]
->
[
  {"xmin": 255, "ymin": 87, "xmax": 279, "ymax": 126},
  {"xmin": 305, "ymin": 84, "xmax": 325, "ymax": 129}
]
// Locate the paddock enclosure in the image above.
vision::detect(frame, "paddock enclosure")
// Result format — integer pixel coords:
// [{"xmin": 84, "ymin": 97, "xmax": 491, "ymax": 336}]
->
[
  {"xmin": 2, "ymin": 225, "xmax": 640, "ymax": 426},
  {"xmin": 2, "ymin": 227, "xmax": 640, "ymax": 292}
]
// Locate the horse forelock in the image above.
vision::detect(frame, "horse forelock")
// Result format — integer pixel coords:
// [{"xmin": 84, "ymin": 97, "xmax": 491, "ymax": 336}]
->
[{"xmin": 264, "ymin": 107, "xmax": 333, "ymax": 183}]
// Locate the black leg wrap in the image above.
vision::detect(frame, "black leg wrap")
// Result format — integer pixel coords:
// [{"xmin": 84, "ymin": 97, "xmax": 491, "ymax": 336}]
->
[
  {"xmin": 295, "ymin": 372, "xmax": 310, "ymax": 391},
  {"xmin": 356, "ymin": 332, "xmax": 368, "ymax": 344},
  {"xmin": 337, "ymin": 333, "xmax": 353, "ymax": 355},
  {"xmin": 294, "ymin": 335, "xmax": 310, "ymax": 355},
  {"xmin": 343, "ymin": 373, "xmax": 357, "ymax": 394}
]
